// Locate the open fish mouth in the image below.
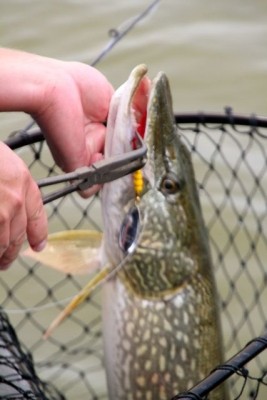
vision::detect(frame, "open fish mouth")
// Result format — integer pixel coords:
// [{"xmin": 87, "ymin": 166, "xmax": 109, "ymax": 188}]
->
[
  {"xmin": 104, "ymin": 64, "xmax": 176, "ymax": 199},
  {"xmin": 24, "ymin": 65, "xmax": 179, "ymax": 337},
  {"xmin": 102, "ymin": 64, "xmax": 179, "ymax": 262},
  {"xmin": 104, "ymin": 64, "xmax": 150, "ymax": 159}
]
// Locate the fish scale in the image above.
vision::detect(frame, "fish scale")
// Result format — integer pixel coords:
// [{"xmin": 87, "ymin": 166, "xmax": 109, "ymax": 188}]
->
[
  {"xmin": 102, "ymin": 66, "xmax": 228, "ymax": 399},
  {"xmin": 118, "ymin": 200, "xmax": 190, "ymax": 296},
  {"xmin": 104, "ymin": 274, "xmax": 219, "ymax": 399}
]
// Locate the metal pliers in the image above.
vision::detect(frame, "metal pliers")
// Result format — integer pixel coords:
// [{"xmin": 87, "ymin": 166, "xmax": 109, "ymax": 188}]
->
[{"xmin": 37, "ymin": 133, "xmax": 147, "ymax": 204}]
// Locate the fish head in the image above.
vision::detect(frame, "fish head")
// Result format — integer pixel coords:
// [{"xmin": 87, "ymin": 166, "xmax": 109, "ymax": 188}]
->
[
  {"xmin": 101, "ymin": 64, "xmax": 150, "ymax": 265},
  {"xmin": 102, "ymin": 68, "xmax": 224, "ymax": 400},
  {"xmin": 102, "ymin": 66, "xmax": 211, "ymax": 298}
]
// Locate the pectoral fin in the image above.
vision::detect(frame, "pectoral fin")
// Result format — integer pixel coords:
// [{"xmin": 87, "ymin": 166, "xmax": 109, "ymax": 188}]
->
[
  {"xmin": 44, "ymin": 266, "xmax": 110, "ymax": 339},
  {"xmin": 23, "ymin": 230, "xmax": 103, "ymax": 275}
]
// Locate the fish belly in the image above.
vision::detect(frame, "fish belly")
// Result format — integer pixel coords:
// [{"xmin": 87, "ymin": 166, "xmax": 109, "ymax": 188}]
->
[{"xmin": 102, "ymin": 277, "xmax": 226, "ymax": 400}]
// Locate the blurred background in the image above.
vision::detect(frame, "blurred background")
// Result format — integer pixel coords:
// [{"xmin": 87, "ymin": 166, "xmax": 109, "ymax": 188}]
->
[{"xmin": 1, "ymin": 0, "xmax": 267, "ymax": 135}]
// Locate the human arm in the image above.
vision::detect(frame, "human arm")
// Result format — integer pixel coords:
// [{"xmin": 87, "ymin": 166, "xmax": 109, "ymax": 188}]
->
[
  {"xmin": 0, "ymin": 47, "xmax": 114, "ymax": 174},
  {"xmin": 0, "ymin": 48, "xmax": 113, "ymax": 269}
]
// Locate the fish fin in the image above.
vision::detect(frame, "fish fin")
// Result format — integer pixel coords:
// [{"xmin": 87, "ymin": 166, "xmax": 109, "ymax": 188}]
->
[
  {"xmin": 43, "ymin": 266, "xmax": 110, "ymax": 339},
  {"xmin": 23, "ymin": 230, "xmax": 103, "ymax": 275}
]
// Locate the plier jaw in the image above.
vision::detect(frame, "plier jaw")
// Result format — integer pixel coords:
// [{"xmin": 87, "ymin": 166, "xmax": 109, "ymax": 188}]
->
[{"xmin": 37, "ymin": 133, "xmax": 147, "ymax": 204}]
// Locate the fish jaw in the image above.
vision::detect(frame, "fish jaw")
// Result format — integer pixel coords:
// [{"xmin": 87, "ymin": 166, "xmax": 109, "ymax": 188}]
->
[
  {"xmin": 101, "ymin": 67, "xmax": 226, "ymax": 399},
  {"xmin": 142, "ymin": 70, "xmax": 176, "ymax": 187},
  {"xmin": 104, "ymin": 63, "xmax": 150, "ymax": 158},
  {"xmin": 101, "ymin": 65, "xmax": 150, "ymax": 267},
  {"xmin": 115, "ymin": 70, "xmax": 213, "ymax": 298},
  {"xmin": 100, "ymin": 66, "xmax": 179, "ymax": 270}
]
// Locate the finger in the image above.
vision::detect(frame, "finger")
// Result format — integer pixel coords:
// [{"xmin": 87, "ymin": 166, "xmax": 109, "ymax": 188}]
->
[
  {"xmin": 78, "ymin": 65, "xmax": 114, "ymax": 122},
  {"xmin": 85, "ymin": 123, "xmax": 106, "ymax": 160},
  {"xmin": 0, "ymin": 204, "xmax": 26, "ymax": 270},
  {"xmin": 0, "ymin": 260, "xmax": 12, "ymax": 271},
  {"xmin": 25, "ymin": 180, "xmax": 48, "ymax": 251},
  {"xmin": 78, "ymin": 184, "xmax": 101, "ymax": 199},
  {"xmin": 78, "ymin": 153, "xmax": 103, "ymax": 199},
  {"xmin": 0, "ymin": 231, "xmax": 26, "ymax": 270},
  {"xmin": 77, "ymin": 124, "xmax": 105, "ymax": 198},
  {"xmin": 0, "ymin": 214, "xmax": 10, "ymax": 260}
]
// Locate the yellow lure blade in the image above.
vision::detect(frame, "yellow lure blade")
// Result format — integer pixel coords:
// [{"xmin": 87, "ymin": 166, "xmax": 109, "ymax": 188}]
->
[
  {"xmin": 133, "ymin": 169, "xmax": 144, "ymax": 201},
  {"xmin": 43, "ymin": 267, "xmax": 110, "ymax": 339}
]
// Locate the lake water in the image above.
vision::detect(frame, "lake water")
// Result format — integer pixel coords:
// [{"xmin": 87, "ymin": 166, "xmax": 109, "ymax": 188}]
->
[
  {"xmin": 1, "ymin": 0, "xmax": 267, "ymax": 135},
  {"xmin": 1, "ymin": 1, "xmax": 267, "ymax": 399}
]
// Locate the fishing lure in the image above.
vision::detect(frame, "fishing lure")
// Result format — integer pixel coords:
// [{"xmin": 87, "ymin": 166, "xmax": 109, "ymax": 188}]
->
[
  {"xmin": 132, "ymin": 109, "xmax": 146, "ymax": 201},
  {"xmin": 133, "ymin": 169, "xmax": 144, "ymax": 201}
]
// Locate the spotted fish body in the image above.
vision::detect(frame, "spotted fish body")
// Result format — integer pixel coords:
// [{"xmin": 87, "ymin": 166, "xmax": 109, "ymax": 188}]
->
[
  {"xmin": 101, "ymin": 66, "xmax": 227, "ymax": 399},
  {"xmin": 25, "ymin": 66, "xmax": 226, "ymax": 398}
]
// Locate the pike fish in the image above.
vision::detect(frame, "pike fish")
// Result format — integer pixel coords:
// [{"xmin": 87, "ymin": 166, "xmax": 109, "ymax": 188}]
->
[{"xmin": 25, "ymin": 65, "xmax": 227, "ymax": 399}]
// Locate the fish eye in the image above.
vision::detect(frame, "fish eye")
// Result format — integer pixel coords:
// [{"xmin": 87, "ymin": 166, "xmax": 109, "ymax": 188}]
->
[{"xmin": 160, "ymin": 174, "xmax": 181, "ymax": 195}]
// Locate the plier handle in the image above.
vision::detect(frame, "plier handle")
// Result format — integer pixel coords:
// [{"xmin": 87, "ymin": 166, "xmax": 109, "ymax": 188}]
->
[{"xmin": 37, "ymin": 133, "xmax": 147, "ymax": 204}]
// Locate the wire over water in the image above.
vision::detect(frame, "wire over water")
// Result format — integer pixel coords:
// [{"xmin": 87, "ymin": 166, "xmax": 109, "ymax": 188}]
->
[
  {"xmin": 90, "ymin": 0, "xmax": 160, "ymax": 66},
  {"xmin": 14, "ymin": 0, "xmax": 160, "ymax": 136}
]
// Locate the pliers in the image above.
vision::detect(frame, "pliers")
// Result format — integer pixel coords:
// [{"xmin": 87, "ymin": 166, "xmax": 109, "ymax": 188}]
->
[{"xmin": 37, "ymin": 133, "xmax": 147, "ymax": 204}]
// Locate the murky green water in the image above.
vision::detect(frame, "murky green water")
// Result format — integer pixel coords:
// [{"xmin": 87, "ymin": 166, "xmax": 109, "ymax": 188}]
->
[
  {"xmin": 1, "ymin": 0, "xmax": 267, "ymax": 135},
  {"xmin": 1, "ymin": 1, "xmax": 267, "ymax": 398}
]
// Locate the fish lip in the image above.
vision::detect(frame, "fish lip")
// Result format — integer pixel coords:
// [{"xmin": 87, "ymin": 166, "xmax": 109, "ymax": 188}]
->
[
  {"xmin": 141, "ymin": 70, "xmax": 174, "ymax": 187},
  {"xmin": 103, "ymin": 66, "xmax": 174, "ymax": 198},
  {"xmin": 145, "ymin": 70, "xmax": 173, "ymax": 137},
  {"xmin": 104, "ymin": 64, "xmax": 149, "ymax": 159}
]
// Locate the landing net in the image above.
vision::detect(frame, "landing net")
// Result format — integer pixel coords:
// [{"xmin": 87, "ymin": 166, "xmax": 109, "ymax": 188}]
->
[{"xmin": 1, "ymin": 108, "xmax": 267, "ymax": 399}]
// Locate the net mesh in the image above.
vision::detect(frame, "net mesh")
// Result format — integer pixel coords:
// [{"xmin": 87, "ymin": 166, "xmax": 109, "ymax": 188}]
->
[{"xmin": 0, "ymin": 110, "xmax": 267, "ymax": 399}]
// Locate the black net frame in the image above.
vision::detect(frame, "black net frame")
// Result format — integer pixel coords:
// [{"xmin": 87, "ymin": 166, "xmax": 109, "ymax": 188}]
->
[{"xmin": 1, "ymin": 108, "xmax": 267, "ymax": 399}]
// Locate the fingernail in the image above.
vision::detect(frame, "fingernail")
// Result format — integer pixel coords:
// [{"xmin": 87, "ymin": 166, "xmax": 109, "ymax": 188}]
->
[{"xmin": 32, "ymin": 239, "xmax": 47, "ymax": 252}]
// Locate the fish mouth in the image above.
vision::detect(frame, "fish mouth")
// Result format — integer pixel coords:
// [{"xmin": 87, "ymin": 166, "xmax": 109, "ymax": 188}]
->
[
  {"xmin": 130, "ymin": 67, "xmax": 150, "ymax": 141},
  {"xmin": 131, "ymin": 68, "xmax": 175, "ymax": 187},
  {"xmin": 105, "ymin": 63, "xmax": 174, "ymax": 170},
  {"xmin": 103, "ymin": 65, "xmax": 176, "ymax": 215}
]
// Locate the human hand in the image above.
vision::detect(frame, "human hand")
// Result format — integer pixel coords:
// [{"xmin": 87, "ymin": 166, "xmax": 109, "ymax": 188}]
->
[
  {"xmin": 34, "ymin": 60, "xmax": 114, "ymax": 198},
  {"xmin": 0, "ymin": 48, "xmax": 113, "ymax": 268},
  {"xmin": 0, "ymin": 142, "xmax": 47, "ymax": 270},
  {"xmin": 1, "ymin": 48, "xmax": 114, "ymax": 197}
]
